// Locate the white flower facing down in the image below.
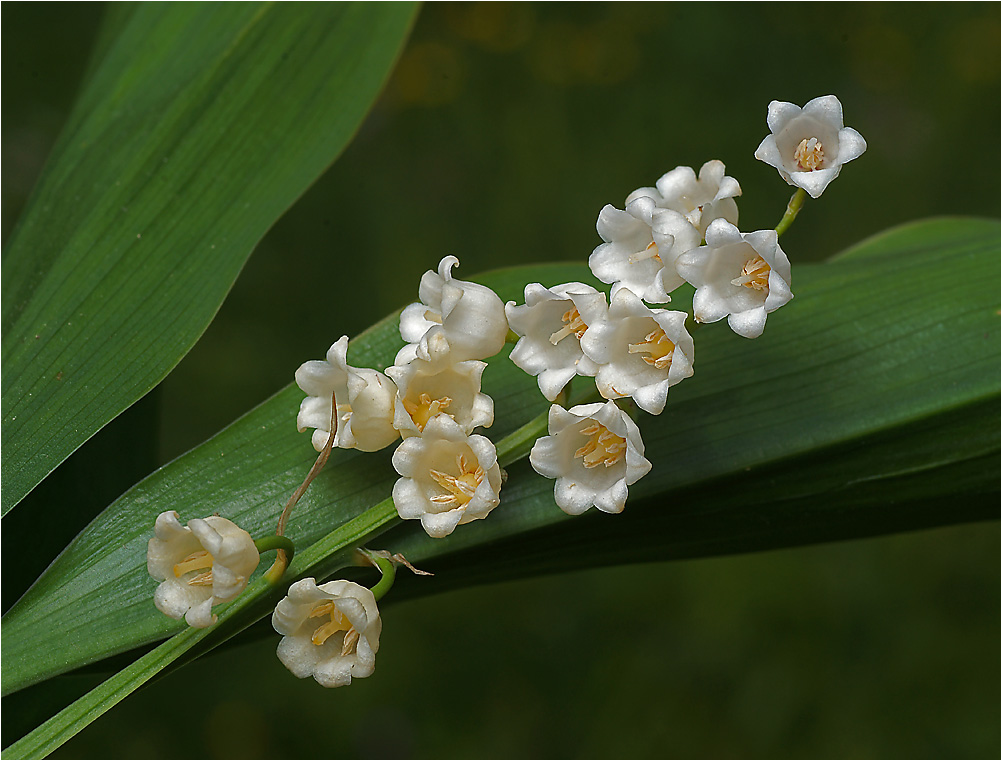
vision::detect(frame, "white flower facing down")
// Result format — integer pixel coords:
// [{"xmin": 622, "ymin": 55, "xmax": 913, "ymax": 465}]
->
[
  {"xmin": 676, "ymin": 219, "xmax": 793, "ymax": 340},
  {"xmin": 579, "ymin": 288, "xmax": 694, "ymax": 415},
  {"xmin": 147, "ymin": 511, "xmax": 260, "ymax": 628},
  {"xmin": 754, "ymin": 95, "xmax": 867, "ymax": 199},
  {"xmin": 386, "ymin": 356, "xmax": 494, "ymax": 437},
  {"xmin": 296, "ymin": 336, "xmax": 400, "ymax": 453},
  {"xmin": 398, "ymin": 255, "xmax": 509, "ymax": 364},
  {"xmin": 391, "ymin": 414, "xmax": 502, "ymax": 538},
  {"xmin": 530, "ymin": 401, "xmax": 651, "ymax": 515},
  {"xmin": 272, "ymin": 578, "xmax": 381, "ymax": 689},
  {"xmin": 505, "ymin": 282, "xmax": 606, "ymax": 402},
  {"xmin": 626, "ymin": 159, "xmax": 741, "ymax": 239},
  {"xmin": 589, "ymin": 197, "xmax": 700, "ymax": 304}
]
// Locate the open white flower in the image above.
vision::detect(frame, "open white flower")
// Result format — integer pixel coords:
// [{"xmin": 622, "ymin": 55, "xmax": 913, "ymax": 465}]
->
[
  {"xmin": 529, "ymin": 401, "xmax": 651, "ymax": 515},
  {"xmin": 387, "ymin": 356, "xmax": 493, "ymax": 437},
  {"xmin": 399, "ymin": 255, "xmax": 509, "ymax": 364},
  {"xmin": 626, "ymin": 159, "xmax": 741, "ymax": 239},
  {"xmin": 147, "ymin": 511, "xmax": 260, "ymax": 628},
  {"xmin": 505, "ymin": 282, "xmax": 605, "ymax": 401},
  {"xmin": 589, "ymin": 197, "xmax": 700, "ymax": 304},
  {"xmin": 391, "ymin": 414, "xmax": 502, "ymax": 538},
  {"xmin": 296, "ymin": 336, "xmax": 399, "ymax": 453},
  {"xmin": 272, "ymin": 578, "xmax": 381, "ymax": 688},
  {"xmin": 754, "ymin": 95, "xmax": 866, "ymax": 198},
  {"xmin": 675, "ymin": 219, "xmax": 792, "ymax": 339},
  {"xmin": 579, "ymin": 288, "xmax": 694, "ymax": 415}
]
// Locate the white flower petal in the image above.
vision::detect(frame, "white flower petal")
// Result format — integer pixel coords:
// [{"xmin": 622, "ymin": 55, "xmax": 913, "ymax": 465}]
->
[{"xmin": 755, "ymin": 95, "xmax": 866, "ymax": 197}]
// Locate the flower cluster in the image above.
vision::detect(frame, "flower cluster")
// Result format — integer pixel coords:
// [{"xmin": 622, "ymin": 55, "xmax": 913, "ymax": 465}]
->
[
  {"xmin": 145, "ymin": 95, "xmax": 864, "ymax": 690},
  {"xmin": 296, "ymin": 255, "xmax": 509, "ymax": 540}
]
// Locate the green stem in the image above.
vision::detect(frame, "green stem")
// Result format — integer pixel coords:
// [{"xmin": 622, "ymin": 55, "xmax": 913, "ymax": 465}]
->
[
  {"xmin": 366, "ymin": 554, "xmax": 397, "ymax": 602},
  {"xmin": 254, "ymin": 535, "xmax": 296, "ymax": 584},
  {"xmin": 774, "ymin": 187, "xmax": 807, "ymax": 238}
]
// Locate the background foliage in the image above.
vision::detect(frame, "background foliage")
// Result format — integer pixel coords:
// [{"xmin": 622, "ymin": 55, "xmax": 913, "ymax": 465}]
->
[{"xmin": 2, "ymin": 2, "xmax": 999, "ymax": 758}]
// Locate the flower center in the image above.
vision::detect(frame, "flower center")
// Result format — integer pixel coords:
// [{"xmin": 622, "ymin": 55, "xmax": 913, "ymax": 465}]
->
[
  {"xmin": 628, "ymin": 327, "xmax": 676, "ymax": 370},
  {"xmin": 794, "ymin": 137, "xmax": 824, "ymax": 171},
  {"xmin": 309, "ymin": 599, "xmax": 360, "ymax": 655},
  {"xmin": 731, "ymin": 255, "xmax": 771, "ymax": 291},
  {"xmin": 549, "ymin": 306, "xmax": 589, "ymax": 345},
  {"xmin": 575, "ymin": 422, "xmax": 627, "ymax": 468},
  {"xmin": 429, "ymin": 453, "xmax": 484, "ymax": 507},
  {"xmin": 402, "ymin": 392, "xmax": 452, "ymax": 431},
  {"xmin": 628, "ymin": 240, "xmax": 663, "ymax": 265},
  {"xmin": 173, "ymin": 549, "xmax": 214, "ymax": 586}
]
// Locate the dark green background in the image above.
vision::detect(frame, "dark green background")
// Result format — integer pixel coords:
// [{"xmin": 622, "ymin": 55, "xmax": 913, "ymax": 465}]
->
[{"xmin": 3, "ymin": 3, "xmax": 999, "ymax": 758}]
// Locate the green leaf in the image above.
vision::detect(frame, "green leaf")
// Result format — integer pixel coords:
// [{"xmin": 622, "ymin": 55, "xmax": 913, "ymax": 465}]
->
[
  {"xmin": 3, "ymin": 217, "xmax": 997, "ymax": 708},
  {"xmin": 0, "ymin": 2, "xmax": 419, "ymax": 515}
]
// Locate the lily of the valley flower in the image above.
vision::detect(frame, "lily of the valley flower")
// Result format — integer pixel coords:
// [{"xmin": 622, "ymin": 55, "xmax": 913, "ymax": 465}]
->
[
  {"xmin": 296, "ymin": 336, "xmax": 399, "ymax": 453},
  {"xmin": 147, "ymin": 511, "xmax": 260, "ymax": 628},
  {"xmin": 589, "ymin": 197, "xmax": 700, "ymax": 304},
  {"xmin": 391, "ymin": 414, "xmax": 502, "ymax": 538},
  {"xmin": 399, "ymin": 255, "xmax": 509, "ymax": 364},
  {"xmin": 579, "ymin": 288, "xmax": 694, "ymax": 415},
  {"xmin": 754, "ymin": 95, "xmax": 867, "ymax": 198},
  {"xmin": 505, "ymin": 282, "xmax": 606, "ymax": 401},
  {"xmin": 387, "ymin": 356, "xmax": 494, "ymax": 437},
  {"xmin": 626, "ymin": 159, "xmax": 741, "ymax": 239},
  {"xmin": 675, "ymin": 218, "xmax": 792, "ymax": 339},
  {"xmin": 272, "ymin": 578, "xmax": 381, "ymax": 688},
  {"xmin": 529, "ymin": 401, "xmax": 651, "ymax": 515}
]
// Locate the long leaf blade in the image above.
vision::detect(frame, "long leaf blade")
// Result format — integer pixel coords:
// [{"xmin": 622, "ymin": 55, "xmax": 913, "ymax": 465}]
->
[
  {"xmin": 1, "ymin": 218, "xmax": 998, "ymax": 699},
  {"xmin": 0, "ymin": 2, "xmax": 419, "ymax": 515}
]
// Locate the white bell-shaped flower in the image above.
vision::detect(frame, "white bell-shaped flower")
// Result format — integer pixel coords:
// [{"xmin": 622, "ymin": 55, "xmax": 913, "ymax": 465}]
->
[
  {"xmin": 391, "ymin": 414, "xmax": 503, "ymax": 538},
  {"xmin": 505, "ymin": 282, "xmax": 606, "ymax": 402},
  {"xmin": 399, "ymin": 255, "xmax": 509, "ymax": 363},
  {"xmin": 272, "ymin": 578, "xmax": 381, "ymax": 688},
  {"xmin": 754, "ymin": 95, "xmax": 866, "ymax": 198},
  {"xmin": 147, "ymin": 511, "xmax": 260, "ymax": 628},
  {"xmin": 387, "ymin": 356, "xmax": 494, "ymax": 437},
  {"xmin": 626, "ymin": 159, "xmax": 742, "ymax": 239},
  {"xmin": 529, "ymin": 401, "xmax": 651, "ymax": 515},
  {"xmin": 296, "ymin": 336, "xmax": 400, "ymax": 453},
  {"xmin": 579, "ymin": 288, "xmax": 694, "ymax": 415},
  {"xmin": 675, "ymin": 219, "xmax": 792, "ymax": 339},
  {"xmin": 589, "ymin": 197, "xmax": 700, "ymax": 304}
]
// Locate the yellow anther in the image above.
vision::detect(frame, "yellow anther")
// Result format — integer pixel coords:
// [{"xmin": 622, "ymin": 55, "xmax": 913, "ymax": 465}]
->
[
  {"xmin": 310, "ymin": 601, "xmax": 354, "ymax": 646},
  {"xmin": 549, "ymin": 307, "xmax": 588, "ymax": 345},
  {"xmin": 628, "ymin": 240, "xmax": 663, "ymax": 265},
  {"xmin": 574, "ymin": 422, "xmax": 627, "ymax": 468},
  {"xmin": 794, "ymin": 137, "xmax": 824, "ymax": 171},
  {"xmin": 402, "ymin": 392, "xmax": 452, "ymax": 431},
  {"xmin": 173, "ymin": 550, "xmax": 213, "ymax": 579},
  {"xmin": 429, "ymin": 453, "xmax": 484, "ymax": 507},
  {"xmin": 731, "ymin": 255, "xmax": 771, "ymax": 291},
  {"xmin": 628, "ymin": 327, "xmax": 676, "ymax": 370}
]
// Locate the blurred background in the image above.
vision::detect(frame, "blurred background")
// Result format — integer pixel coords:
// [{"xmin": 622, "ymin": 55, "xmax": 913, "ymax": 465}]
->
[{"xmin": 3, "ymin": 2, "xmax": 999, "ymax": 757}]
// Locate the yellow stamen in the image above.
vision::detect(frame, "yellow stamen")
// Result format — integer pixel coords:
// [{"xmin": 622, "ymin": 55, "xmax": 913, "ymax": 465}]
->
[
  {"xmin": 574, "ymin": 422, "xmax": 627, "ymax": 468},
  {"xmin": 173, "ymin": 549, "xmax": 213, "ymax": 581},
  {"xmin": 429, "ymin": 453, "xmax": 484, "ymax": 507},
  {"xmin": 423, "ymin": 309, "xmax": 443, "ymax": 324},
  {"xmin": 794, "ymin": 137, "xmax": 824, "ymax": 171},
  {"xmin": 549, "ymin": 307, "xmax": 589, "ymax": 345},
  {"xmin": 731, "ymin": 255, "xmax": 771, "ymax": 291},
  {"xmin": 310, "ymin": 601, "xmax": 355, "ymax": 646},
  {"xmin": 402, "ymin": 392, "xmax": 452, "ymax": 431},
  {"xmin": 628, "ymin": 327, "xmax": 676, "ymax": 370},
  {"xmin": 628, "ymin": 240, "xmax": 663, "ymax": 265}
]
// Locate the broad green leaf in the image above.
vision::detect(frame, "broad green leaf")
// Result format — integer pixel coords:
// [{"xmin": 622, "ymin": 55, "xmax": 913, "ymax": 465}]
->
[
  {"xmin": 3, "ymin": 217, "xmax": 997, "ymax": 708},
  {"xmin": 0, "ymin": 2, "xmax": 419, "ymax": 515}
]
